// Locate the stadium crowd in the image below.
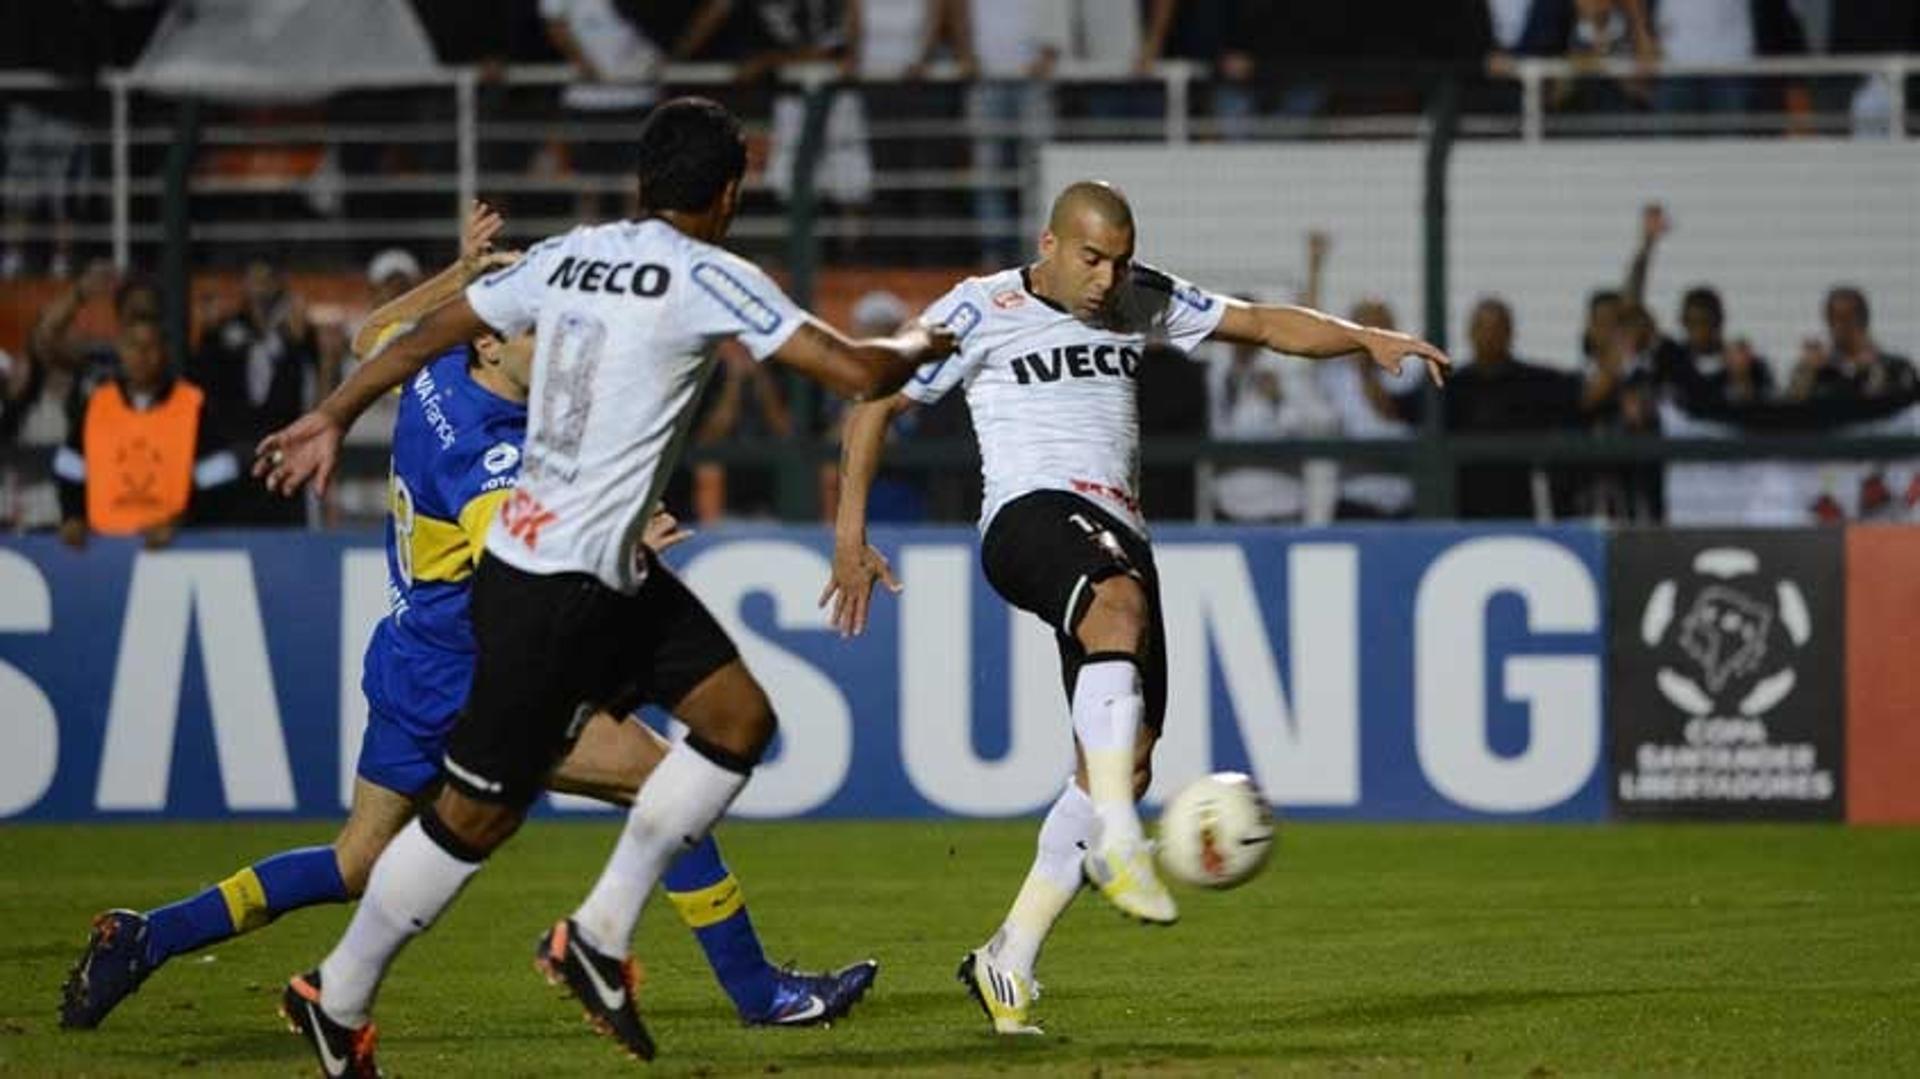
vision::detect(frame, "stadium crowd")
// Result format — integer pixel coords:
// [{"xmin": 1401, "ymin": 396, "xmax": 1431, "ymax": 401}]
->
[{"xmin": 2, "ymin": 1, "xmax": 1917, "ymax": 535}]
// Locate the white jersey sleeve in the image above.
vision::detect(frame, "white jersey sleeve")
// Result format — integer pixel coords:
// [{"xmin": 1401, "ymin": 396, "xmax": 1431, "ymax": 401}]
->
[
  {"xmin": 901, "ymin": 279, "xmax": 988, "ymax": 404},
  {"xmin": 682, "ymin": 252, "xmax": 808, "ymax": 360},
  {"xmin": 465, "ymin": 234, "xmax": 571, "ymax": 335},
  {"xmin": 1130, "ymin": 264, "xmax": 1230, "ymax": 355}
]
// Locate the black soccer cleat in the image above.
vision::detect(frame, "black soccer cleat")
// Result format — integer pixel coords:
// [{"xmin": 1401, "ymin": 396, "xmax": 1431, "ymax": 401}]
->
[
  {"xmin": 60, "ymin": 909, "xmax": 156, "ymax": 1029},
  {"xmin": 534, "ymin": 918, "xmax": 656, "ymax": 1061},
  {"xmin": 280, "ymin": 970, "xmax": 381, "ymax": 1078}
]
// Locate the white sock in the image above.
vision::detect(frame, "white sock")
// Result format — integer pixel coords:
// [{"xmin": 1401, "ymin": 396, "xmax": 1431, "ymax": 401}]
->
[
  {"xmin": 572, "ymin": 741, "xmax": 749, "ymax": 957},
  {"xmin": 1071, "ymin": 657, "xmax": 1144, "ymax": 847},
  {"xmin": 984, "ymin": 782, "xmax": 1096, "ymax": 980},
  {"xmin": 318, "ymin": 819, "xmax": 481, "ymax": 1027}
]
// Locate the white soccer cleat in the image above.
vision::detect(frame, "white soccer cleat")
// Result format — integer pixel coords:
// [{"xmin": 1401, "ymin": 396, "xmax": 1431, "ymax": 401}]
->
[
  {"xmin": 1083, "ymin": 839, "xmax": 1179, "ymax": 925},
  {"xmin": 956, "ymin": 948, "xmax": 1044, "ymax": 1035}
]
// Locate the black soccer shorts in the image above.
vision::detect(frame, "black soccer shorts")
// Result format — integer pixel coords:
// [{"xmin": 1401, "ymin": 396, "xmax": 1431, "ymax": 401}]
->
[
  {"xmin": 980, "ymin": 489, "xmax": 1168, "ymax": 731},
  {"xmin": 443, "ymin": 550, "xmax": 741, "ymax": 807}
]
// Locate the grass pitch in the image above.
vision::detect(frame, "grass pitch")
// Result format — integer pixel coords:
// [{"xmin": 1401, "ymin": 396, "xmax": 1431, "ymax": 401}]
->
[{"xmin": 1, "ymin": 820, "xmax": 1916, "ymax": 1077}]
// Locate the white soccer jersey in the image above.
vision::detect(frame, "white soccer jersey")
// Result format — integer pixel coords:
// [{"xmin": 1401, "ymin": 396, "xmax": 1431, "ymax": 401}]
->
[
  {"xmin": 466, "ymin": 219, "xmax": 804, "ymax": 591},
  {"xmin": 906, "ymin": 264, "xmax": 1229, "ymax": 536}
]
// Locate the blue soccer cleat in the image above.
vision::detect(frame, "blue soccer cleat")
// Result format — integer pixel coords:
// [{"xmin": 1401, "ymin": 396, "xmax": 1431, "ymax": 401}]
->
[
  {"xmin": 60, "ymin": 910, "xmax": 157, "ymax": 1029},
  {"xmin": 747, "ymin": 959, "xmax": 880, "ymax": 1026}
]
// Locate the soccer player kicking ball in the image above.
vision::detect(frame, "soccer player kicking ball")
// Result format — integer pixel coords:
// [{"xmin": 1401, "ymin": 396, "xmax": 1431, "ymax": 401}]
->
[
  {"xmin": 821, "ymin": 181, "xmax": 1449, "ymax": 1035},
  {"xmin": 60, "ymin": 204, "xmax": 876, "ymax": 1039},
  {"xmin": 251, "ymin": 99, "xmax": 955, "ymax": 1076}
]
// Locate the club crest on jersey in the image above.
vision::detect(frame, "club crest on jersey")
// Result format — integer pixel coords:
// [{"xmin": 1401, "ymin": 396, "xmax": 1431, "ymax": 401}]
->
[
  {"xmin": 1009, "ymin": 343, "xmax": 1142, "ymax": 385},
  {"xmin": 992, "ymin": 289, "xmax": 1025, "ymax": 310}
]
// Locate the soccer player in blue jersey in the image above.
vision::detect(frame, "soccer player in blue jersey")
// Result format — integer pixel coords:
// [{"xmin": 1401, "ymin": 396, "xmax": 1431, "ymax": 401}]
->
[{"xmin": 61, "ymin": 204, "xmax": 875, "ymax": 1034}]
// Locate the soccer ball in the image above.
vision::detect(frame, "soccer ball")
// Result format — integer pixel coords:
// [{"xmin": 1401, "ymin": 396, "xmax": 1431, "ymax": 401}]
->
[{"xmin": 1155, "ymin": 772, "xmax": 1276, "ymax": 889}]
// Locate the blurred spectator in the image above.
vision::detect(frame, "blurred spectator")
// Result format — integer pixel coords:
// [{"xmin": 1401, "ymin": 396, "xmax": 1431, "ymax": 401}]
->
[
  {"xmin": 1810, "ymin": 0, "xmax": 1920, "ymax": 134},
  {"xmin": 186, "ymin": 260, "xmax": 323, "ymax": 526},
  {"xmin": 935, "ymin": 0, "xmax": 1063, "ymax": 266},
  {"xmin": 29, "ymin": 264, "xmax": 162, "ymax": 457},
  {"xmin": 1204, "ymin": 281, "xmax": 1338, "ymax": 524},
  {"xmin": 2, "ymin": 102, "xmax": 91, "ymax": 279},
  {"xmin": 1442, "ymin": 298, "xmax": 1585, "ymax": 520},
  {"xmin": 819, "ymin": 290, "xmax": 934, "ymax": 522},
  {"xmin": 848, "ymin": 0, "xmax": 938, "ymax": 77},
  {"xmin": 1573, "ymin": 301, "xmax": 1662, "ymax": 519},
  {"xmin": 1580, "ymin": 287, "xmax": 1626, "ymax": 363},
  {"xmin": 29, "ymin": 261, "xmax": 155, "ymax": 381},
  {"xmin": 682, "ymin": 338, "xmax": 796, "ymax": 522},
  {"xmin": 1621, "ymin": 203, "xmax": 1773, "ymax": 407},
  {"xmin": 1485, "ymin": 0, "xmax": 1576, "ymax": 55},
  {"xmin": 1210, "ymin": 1, "xmax": 1340, "ymax": 139},
  {"xmin": 1, "ymin": 345, "xmax": 41, "ymax": 450},
  {"xmin": 53, "ymin": 315, "xmax": 236, "ymax": 550},
  {"xmin": 744, "ymin": 0, "xmax": 877, "ymax": 248},
  {"xmin": 1646, "ymin": 0, "xmax": 1755, "ymax": 115},
  {"xmin": 1643, "ymin": 0, "xmax": 1808, "ymax": 120},
  {"xmin": 1319, "ymin": 297, "xmax": 1423, "ymax": 519},
  {"xmin": 1785, "ymin": 286, "xmax": 1918, "ymax": 404},
  {"xmin": 1043, "ymin": 0, "xmax": 1153, "ymax": 122},
  {"xmin": 1549, "ymin": 0, "xmax": 1656, "ymax": 113},
  {"xmin": 540, "ymin": 0, "xmax": 663, "ymax": 220},
  {"xmin": 366, "ymin": 247, "xmax": 424, "ymax": 309}
]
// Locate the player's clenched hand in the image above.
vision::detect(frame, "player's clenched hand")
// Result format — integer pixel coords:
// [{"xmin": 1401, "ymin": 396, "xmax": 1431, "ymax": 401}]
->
[
  {"xmin": 1359, "ymin": 327, "xmax": 1452, "ymax": 388},
  {"xmin": 902, "ymin": 319, "xmax": 960, "ymax": 364},
  {"xmin": 254, "ymin": 409, "xmax": 344, "ymax": 498},
  {"xmin": 641, "ymin": 509, "xmax": 694, "ymax": 554},
  {"xmin": 818, "ymin": 542, "xmax": 900, "ymax": 638}
]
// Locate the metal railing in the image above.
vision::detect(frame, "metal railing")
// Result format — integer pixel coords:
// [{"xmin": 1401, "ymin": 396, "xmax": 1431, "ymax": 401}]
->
[{"xmin": 4, "ymin": 53, "xmax": 1913, "ymax": 270}]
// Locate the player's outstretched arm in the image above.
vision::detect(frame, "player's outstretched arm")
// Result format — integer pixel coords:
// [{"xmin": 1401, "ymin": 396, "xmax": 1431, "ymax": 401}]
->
[
  {"xmin": 820, "ymin": 393, "xmax": 913, "ymax": 637},
  {"xmin": 256, "ymin": 296, "xmax": 490, "ymax": 497},
  {"xmin": 768, "ymin": 319, "xmax": 957, "ymax": 403},
  {"xmin": 1211, "ymin": 302, "xmax": 1452, "ymax": 387}
]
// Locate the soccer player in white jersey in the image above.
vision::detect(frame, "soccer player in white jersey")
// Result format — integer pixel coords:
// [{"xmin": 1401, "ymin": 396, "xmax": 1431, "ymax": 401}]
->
[
  {"xmin": 254, "ymin": 98, "xmax": 955, "ymax": 1075},
  {"xmin": 822, "ymin": 181, "xmax": 1450, "ymax": 1035}
]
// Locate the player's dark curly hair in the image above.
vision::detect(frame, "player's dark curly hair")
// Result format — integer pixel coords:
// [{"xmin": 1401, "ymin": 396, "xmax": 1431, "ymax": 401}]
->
[{"xmin": 633, "ymin": 97, "xmax": 748, "ymax": 215}]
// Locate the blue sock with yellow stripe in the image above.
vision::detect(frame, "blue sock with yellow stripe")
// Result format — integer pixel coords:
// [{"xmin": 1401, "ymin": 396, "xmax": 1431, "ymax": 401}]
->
[
  {"xmin": 663, "ymin": 836, "xmax": 777, "ymax": 1019},
  {"xmin": 142, "ymin": 847, "xmax": 348, "ymax": 966}
]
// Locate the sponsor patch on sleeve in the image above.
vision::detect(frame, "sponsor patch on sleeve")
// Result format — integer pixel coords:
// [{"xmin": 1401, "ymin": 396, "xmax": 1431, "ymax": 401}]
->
[
  {"xmin": 943, "ymin": 301, "xmax": 982, "ymax": 340},
  {"xmin": 693, "ymin": 261, "xmax": 783, "ymax": 335},
  {"xmin": 1171, "ymin": 282, "xmax": 1214, "ymax": 313}
]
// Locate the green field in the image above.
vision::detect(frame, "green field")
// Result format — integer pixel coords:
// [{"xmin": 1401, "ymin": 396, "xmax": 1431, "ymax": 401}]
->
[{"xmin": 2, "ymin": 821, "xmax": 1916, "ymax": 1077}]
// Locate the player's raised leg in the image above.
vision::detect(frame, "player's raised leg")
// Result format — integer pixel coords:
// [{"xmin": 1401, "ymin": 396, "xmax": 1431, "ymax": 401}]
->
[
  {"xmin": 551, "ymin": 712, "xmax": 879, "ymax": 1026},
  {"xmin": 60, "ymin": 777, "xmax": 412, "ymax": 1030}
]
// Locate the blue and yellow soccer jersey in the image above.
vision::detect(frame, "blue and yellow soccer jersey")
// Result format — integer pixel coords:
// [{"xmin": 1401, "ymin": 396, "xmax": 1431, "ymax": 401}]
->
[{"xmin": 360, "ymin": 349, "xmax": 525, "ymax": 765}]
